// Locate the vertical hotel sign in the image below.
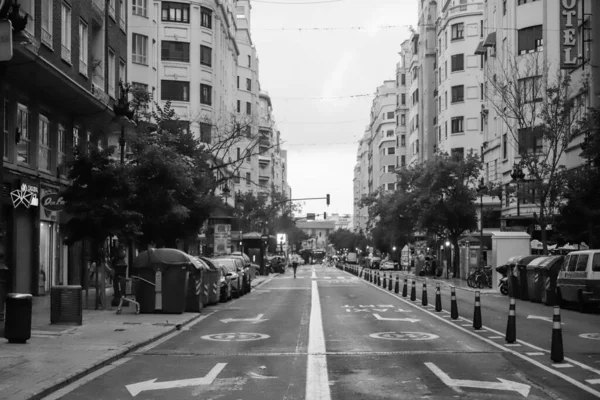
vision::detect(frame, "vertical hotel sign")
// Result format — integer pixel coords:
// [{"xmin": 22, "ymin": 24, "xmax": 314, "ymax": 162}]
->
[{"xmin": 560, "ymin": 0, "xmax": 579, "ymax": 69}]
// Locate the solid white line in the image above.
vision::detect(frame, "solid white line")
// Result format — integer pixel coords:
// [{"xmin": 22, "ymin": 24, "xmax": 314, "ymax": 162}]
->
[
  {"xmin": 505, "ymin": 344, "xmax": 522, "ymax": 347},
  {"xmin": 306, "ymin": 280, "xmax": 331, "ymax": 400},
  {"xmin": 348, "ymin": 270, "xmax": 600, "ymax": 398},
  {"xmin": 553, "ymin": 364, "xmax": 574, "ymax": 368},
  {"xmin": 488, "ymin": 336, "xmax": 503, "ymax": 339},
  {"xmin": 526, "ymin": 352, "xmax": 545, "ymax": 356},
  {"xmin": 41, "ymin": 358, "xmax": 132, "ymax": 400},
  {"xmin": 587, "ymin": 379, "xmax": 600, "ymax": 385}
]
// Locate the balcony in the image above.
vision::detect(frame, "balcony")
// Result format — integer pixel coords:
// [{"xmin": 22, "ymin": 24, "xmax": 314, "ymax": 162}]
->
[
  {"xmin": 258, "ymin": 155, "xmax": 270, "ymax": 166},
  {"xmin": 91, "ymin": 0, "xmax": 105, "ymax": 25},
  {"xmin": 91, "ymin": 82, "xmax": 109, "ymax": 106},
  {"xmin": 41, "ymin": 28, "xmax": 52, "ymax": 49},
  {"xmin": 61, "ymin": 45, "xmax": 71, "ymax": 63}
]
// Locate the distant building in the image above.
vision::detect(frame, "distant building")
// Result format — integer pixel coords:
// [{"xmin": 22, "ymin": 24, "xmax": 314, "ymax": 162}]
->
[
  {"xmin": 296, "ymin": 220, "xmax": 335, "ymax": 250},
  {"xmin": 327, "ymin": 213, "xmax": 353, "ymax": 231}
]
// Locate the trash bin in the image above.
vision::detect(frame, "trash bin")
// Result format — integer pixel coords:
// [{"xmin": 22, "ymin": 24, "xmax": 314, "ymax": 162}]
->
[
  {"xmin": 198, "ymin": 257, "xmax": 220, "ymax": 305},
  {"xmin": 506, "ymin": 255, "xmax": 542, "ymax": 299},
  {"xmin": 538, "ymin": 256, "xmax": 565, "ymax": 306},
  {"xmin": 4, "ymin": 293, "xmax": 32, "ymax": 343},
  {"xmin": 526, "ymin": 257, "xmax": 551, "ymax": 302},
  {"xmin": 132, "ymin": 248, "xmax": 196, "ymax": 314},
  {"xmin": 186, "ymin": 257, "xmax": 206, "ymax": 313}
]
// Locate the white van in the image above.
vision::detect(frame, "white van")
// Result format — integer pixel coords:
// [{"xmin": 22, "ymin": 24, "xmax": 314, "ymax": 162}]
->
[{"xmin": 556, "ymin": 250, "xmax": 600, "ymax": 312}]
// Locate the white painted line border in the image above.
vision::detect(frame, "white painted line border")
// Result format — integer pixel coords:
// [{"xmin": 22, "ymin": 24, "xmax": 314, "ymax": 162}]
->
[
  {"xmin": 306, "ymin": 280, "xmax": 331, "ymax": 400},
  {"xmin": 342, "ymin": 269, "xmax": 600, "ymax": 399}
]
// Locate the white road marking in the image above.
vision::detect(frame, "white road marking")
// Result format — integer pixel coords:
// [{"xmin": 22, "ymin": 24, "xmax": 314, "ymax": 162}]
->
[
  {"xmin": 587, "ymin": 379, "xmax": 600, "ymax": 385},
  {"xmin": 351, "ymin": 270, "xmax": 600, "ymax": 398},
  {"xmin": 461, "ymin": 324, "xmax": 472, "ymax": 327},
  {"xmin": 311, "ymin": 269, "xmax": 317, "ymax": 279},
  {"xmin": 324, "ymin": 276, "xmax": 331, "ymax": 279},
  {"xmin": 488, "ymin": 336, "xmax": 503, "ymax": 339},
  {"xmin": 220, "ymin": 314, "xmax": 267, "ymax": 324},
  {"xmin": 372, "ymin": 314, "xmax": 420, "ymax": 323},
  {"xmin": 306, "ymin": 280, "xmax": 331, "ymax": 400},
  {"xmin": 526, "ymin": 352, "xmax": 545, "ymax": 356},
  {"xmin": 425, "ymin": 362, "xmax": 530, "ymax": 397},
  {"xmin": 126, "ymin": 363, "xmax": 227, "ymax": 396},
  {"xmin": 41, "ymin": 358, "xmax": 132, "ymax": 400},
  {"xmin": 505, "ymin": 344, "xmax": 522, "ymax": 347},
  {"xmin": 553, "ymin": 363, "xmax": 574, "ymax": 368},
  {"xmin": 528, "ymin": 315, "xmax": 563, "ymax": 324}
]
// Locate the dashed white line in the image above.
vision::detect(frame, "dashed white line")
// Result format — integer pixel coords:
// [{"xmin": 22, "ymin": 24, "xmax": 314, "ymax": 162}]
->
[
  {"xmin": 553, "ymin": 363, "xmax": 574, "ymax": 368},
  {"xmin": 587, "ymin": 379, "xmax": 600, "ymax": 385},
  {"xmin": 488, "ymin": 336, "xmax": 503, "ymax": 339},
  {"xmin": 526, "ymin": 352, "xmax": 545, "ymax": 356},
  {"xmin": 505, "ymin": 344, "xmax": 522, "ymax": 347}
]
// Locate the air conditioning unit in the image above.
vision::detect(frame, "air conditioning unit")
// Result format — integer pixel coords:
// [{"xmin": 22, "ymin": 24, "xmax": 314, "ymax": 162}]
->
[{"xmin": 51, "ymin": 285, "xmax": 83, "ymax": 325}]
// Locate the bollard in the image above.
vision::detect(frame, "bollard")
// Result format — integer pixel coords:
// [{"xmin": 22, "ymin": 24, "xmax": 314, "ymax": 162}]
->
[
  {"xmin": 450, "ymin": 286, "xmax": 459, "ymax": 320},
  {"xmin": 473, "ymin": 291, "xmax": 482, "ymax": 330},
  {"xmin": 550, "ymin": 306, "xmax": 564, "ymax": 362},
  {"xmin": 394, "ymin": 276, "xmax": 399, "ymax": 293},
  {"xmin": 369, "ymin": 270, "xmax": 373, "ymax": 283},
  {"xmin": 388, "ymin": 274, "xmax": 393, "ymax": 291},
  {"xmin": 435, "ymin": 283, "xmax": 442, "ymax": 312},
  {"xmin": 378, "ymin": 272, "xmax": 381, "ymax": 287},
  {"xmin": 410, "ymin": 280, "xmax": 416, "ymax": 301},
  {"xmin": 505, "ymin": 297, "xmax": 517, "ymax": 343},
  {"xmin": 383, "ymin": 273, "xmax": 387, "ymax": 288},
  {"xmin": 422, "ymin": 281, "xmax": 428, "ymax": 306},
  {"xmin": 402, "ymin": 278, "xmax": 408, "ymax": 297}
]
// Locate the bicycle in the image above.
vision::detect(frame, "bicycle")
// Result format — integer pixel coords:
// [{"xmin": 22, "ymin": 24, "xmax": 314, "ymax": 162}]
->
[{"xmin": 467, "ymin": 266, "xmax": 493, "ymax": 288}]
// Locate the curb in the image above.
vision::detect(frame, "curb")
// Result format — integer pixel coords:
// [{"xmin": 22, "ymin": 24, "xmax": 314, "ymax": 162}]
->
[{"xmin": 31, "ymin": 274, "xmax": 277, "ymax": 400}]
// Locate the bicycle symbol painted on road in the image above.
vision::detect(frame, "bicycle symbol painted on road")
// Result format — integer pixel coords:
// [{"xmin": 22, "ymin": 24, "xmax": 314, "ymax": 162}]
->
[
  {"xmin": 579, "ymin": 333, "xmax": 600, "ymax": 340},
  {"xmin": 369, "ymin": 331, "xmax": 439, "ymax": 341},
  {"xmin": 201, "ymin": 332, "xmax": 270, "ymax": 342}
]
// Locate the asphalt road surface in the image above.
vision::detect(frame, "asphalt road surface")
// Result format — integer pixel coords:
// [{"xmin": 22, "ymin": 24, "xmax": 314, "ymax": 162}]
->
[{"xmin": 45, "ymin": 264, "xmax": 600, "ymax": 400}]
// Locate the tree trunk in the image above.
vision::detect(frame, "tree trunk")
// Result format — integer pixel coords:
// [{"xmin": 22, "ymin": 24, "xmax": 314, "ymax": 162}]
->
[{"xmin": 452, "ymin": 238, "xmax": 460, "ymax": 279}]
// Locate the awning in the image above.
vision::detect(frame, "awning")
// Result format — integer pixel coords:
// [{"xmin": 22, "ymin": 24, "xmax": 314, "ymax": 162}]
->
[
  {"xmin": 474, "ymin": 40, "xmax": 486, "ymax": 55},
  {"xmin": 483, "ymin": 31, "xmax": 496, "ymax": 47}
]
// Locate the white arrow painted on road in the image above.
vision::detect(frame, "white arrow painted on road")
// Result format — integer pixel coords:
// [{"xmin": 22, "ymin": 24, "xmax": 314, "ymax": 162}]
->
[
  {"xmin": 373, "ymin": 314, "xmax": 420, "ymax": 323},
  {"xmin": 424, "ymin": 362, "xmax": 530, "ymax": 397},
  {"xmin": 527, "ymin": 315, "xmax": 563, "ymax": 324},
  {"xmin": 220, "ymin": 314, "xmax": 267, "ymax": 324},
  {"xmin": 126, "ymin": 363, "xmax": 226, "ymax": 397}
]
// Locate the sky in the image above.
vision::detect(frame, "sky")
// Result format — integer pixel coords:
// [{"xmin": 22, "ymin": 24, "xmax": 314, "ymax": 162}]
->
[{"xmin": 250, "ymin": 0, "xmax": 419, "ymax": 218}]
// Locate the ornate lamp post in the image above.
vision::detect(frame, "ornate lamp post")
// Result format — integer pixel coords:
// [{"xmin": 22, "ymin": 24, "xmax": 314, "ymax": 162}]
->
[
  {"xmin": 476, "ymin": 177, "xmax": 486, "ymax": 267},
  {"xmin": 510, "ymin": 163, "xmax": 526, "ymax": 217}
]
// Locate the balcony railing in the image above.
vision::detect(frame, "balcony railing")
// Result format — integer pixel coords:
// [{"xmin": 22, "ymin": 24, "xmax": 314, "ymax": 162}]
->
[
  {"xmin": 79, "ymin": 59, "xmax": 88, "ymax": 76},
  {"xmin": 61, "ymin": 45, "xmax": 71, "ymax": 63},
  {"xmin": 91, "ymin": 82, "xmax": 109, "ymax": 106},
  {"xmin": 41, "ymin": 28, "xmax": 52, "ymax": 48},
  {"xmin": 91, "ymin": 0, "xmax": 105, "ymax": 25}
]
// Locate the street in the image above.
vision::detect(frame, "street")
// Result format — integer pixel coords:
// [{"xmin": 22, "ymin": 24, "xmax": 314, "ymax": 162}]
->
[{"xmin": 44, "ymin": 265, "xmax": 600, "ymax": 400}]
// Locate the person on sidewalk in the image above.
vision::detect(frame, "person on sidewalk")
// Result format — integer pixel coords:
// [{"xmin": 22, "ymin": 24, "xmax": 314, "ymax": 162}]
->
[{"xmin": 291, "ymin": 253, "xmax": 300, "ymax": 278}]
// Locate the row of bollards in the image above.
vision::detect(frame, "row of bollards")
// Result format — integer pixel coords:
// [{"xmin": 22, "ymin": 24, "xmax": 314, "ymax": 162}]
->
[{"xmin": 357, "ymin": 268, "xmax": 565, "ymax": 364}]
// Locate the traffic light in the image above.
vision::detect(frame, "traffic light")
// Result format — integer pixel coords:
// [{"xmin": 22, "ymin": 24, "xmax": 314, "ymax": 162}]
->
[
  {"xmin": 324, "ymin": 212, "xmax": 327, "ymax": 219},
  {"xmin": 326, "ymin": 194, "xmax": 330, "ymax": 206}
]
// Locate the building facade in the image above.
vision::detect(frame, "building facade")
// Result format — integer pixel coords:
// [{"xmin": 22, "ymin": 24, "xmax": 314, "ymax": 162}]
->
[
  {"xmin": 396, "ymin": 40, "xmax": 411, "ymax": 170},
  {"xmin": 296, "ymin": 220, "xmax": 335, "ymax": 250},
  {"xmin": 0, "ymin": 0, "xmax": 127, "ymax": 295}
]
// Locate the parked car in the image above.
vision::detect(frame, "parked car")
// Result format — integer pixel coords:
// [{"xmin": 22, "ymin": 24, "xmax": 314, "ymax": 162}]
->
[
  {"xmin": 380, "ymin": 260, "xmax": 397, "ymax": 270},
  {"xmin": 556, "ymin": 250, "xmax": 600, "ymax": 312},
  {"xmin": 215, "ymin": 264, "xmax": 232, "ymax": 302},
  {"xmin": 229, "ymin": 252, "xmax": 253, "ymax": 293},
  {"xmin": 211, "ymin": 257, "xmax": 244, "ymax": 298}
]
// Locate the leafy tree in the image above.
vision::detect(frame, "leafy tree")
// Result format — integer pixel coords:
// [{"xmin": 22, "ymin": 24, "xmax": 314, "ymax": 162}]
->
[
  {"xmin": 485, "ymin": 54, "xmax": 587, "ymax": 253},
  {"xmin": 328, "ymin": 229, "xmax": 367, "ymax": 253}
]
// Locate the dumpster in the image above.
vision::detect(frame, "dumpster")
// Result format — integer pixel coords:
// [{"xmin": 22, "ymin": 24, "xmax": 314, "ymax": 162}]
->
[
  {"xmin": 198, "ymin": 256, "xmax": 221, "ymax": 305},
  {"xmin": 538, "ymin": 256, "xmax": 564, "ymax": 306},
  {"xmin": 185, "ymin": 257, "xmax": 207, "ymax": 313},
  {"xmin": 526, "ymin": 257, "xmax": 552, "ymax": 302},
  {"xmin": 506, "ymin": 255, "xmax": 542, "ymax": 299},
  {"xmin": 4, "ymin": 293, "xmax": 32, "ymax": 343},
  {"xmin": 132, "ymin": 248, "xmax": 199, "ymax": 314}
]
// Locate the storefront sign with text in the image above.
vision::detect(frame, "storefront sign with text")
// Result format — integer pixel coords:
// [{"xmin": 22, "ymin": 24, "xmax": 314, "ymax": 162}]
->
[
  {"xmin": 560, "ymin": 0, "xmax": 579, "ymax": 69},
  {"xmin": 10, "ymin": 183, "xmax": 39, "ymax": 208}
]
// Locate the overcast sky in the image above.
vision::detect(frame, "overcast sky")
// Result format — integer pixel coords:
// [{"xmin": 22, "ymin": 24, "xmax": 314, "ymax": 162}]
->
[{"xmin": 250, "ymin": 0, "xmax": 418, "ymax": 217}]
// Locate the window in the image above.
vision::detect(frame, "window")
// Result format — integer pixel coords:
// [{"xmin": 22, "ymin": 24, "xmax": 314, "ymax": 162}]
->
[
  {"xmin": 401, "ymin": 94, "xmax": 406, "ymax": 105},
  {"xmin": 236, "ymin": 100, "xmax": 241, "ymax": 113},
  {"xmin": 518, "ymin": 127, "xmax": 544, "ymax": 154},
  {"xmin": 119, "ymin": 60, "xmax": 126, "ymax": 87},
  {"xmin": 451, "ymin": 54, "xmax": 464, "ymax": 71},
  {"xmin": 480, "ymin": 20, "xmax": 483, "ymax": 37},
  {"xmin": 451, "ymin": 85, "xmax": 464, "ymax": 103},
  {"xmin": 119, "ymin": 0, "xmax": 126, "ymax": 30},
  {"xmin": 412, "ymin": 89, "xmax": 419, "ymax": 105},
  {"xmin": 200, "ymin": 122, "xmax": 212, "ymax": 144},
  {"xmin": 61, "ymin": 3, "xmax": 72, "ymax": 62},
  {"xmin": 38, "ymin": 115, "xmax": 51, "ymax": 171},
  {"xmin": 400, "ymin": 155, "xmax": 406, "ymax": 167},
  {"xmin": 161, "ymin": 80, "xmax": 189, "ymax": 101},
  {"xmin": 108, "ymin": 49, "xmax": 115, "ymax": 97},
  {"xmin": 387, "ymin": 111, "xmax": 394, "ymax": 120},
  {"xmin": 400, "ymin": 114, "xmax": 406, "ymax": 126},
  {"xmin": 480, "ymin": 83, "xmax": 484, "ymax": 100},
  {"xmin": 108, "ymin": 0, "xmax": 116, "ymax": 18},
  {"xmin": 132, "ymin": 0, "xmax": 148, "ymax": 16},
  {"xmin": 200, "ymin": 45, "xmax": 212, "ymax": 66},
  {"xmin": 58, "ymin": 125, "xmax": 67, "ymax": 176},
  {"xmin": 451, "ymin": 147, "xmax": 464, "ymax": 160},
  {"xmin": 41, "ymin": 0, "xmax": 53, "ymax": 47},
  {"xmin": 451, "ymin": 23, "xmax": 464, "ymax": 40},
  {"xmin": 162, "ymin": 2, "xmax": 190, "ymax": 23},
  {"xmin": 236, "ymin": 76, "xmax": 240, "ymax": 89},
  {"xmin": 518, "ymin": 25, "xmax": 543, "ymax": 54},
  {"xmin": 445, "ymin": 121, "xmax": 448, "ymax": 138},
  {"xmin": 233, "ymin": 173, "xmax": 240, "ymax": 184},
  {"xmin": 79, "ymin": 21, "xmax": 88, "ymax": 75},
  {"xmin": 592, "ymin": 254, "xmax": 600, "ymax": 272},
  {"xmin": 201, "ymin": 6, "xmax": 212, "ymax": 29},
  {"xmin": 16, "ymin": 104, "xmax": 30, "ymax": 164},
  {"xmin": 503, "ymin": 0, "xmax": 507, "ymax": 15},
  {"xmin": 401, "ymin": 135, "xmax": 406, "ymax": 146},
  {"xmin": 246, "ymin": 78, "xmax": 251, "ymax": 91},
  {"xmin": 247, "ymin": 55, "xmax": 251, "ymax": 68},
  {"xmin": 451, "ymin": 117, "xmax": 464, "ymax": 133},
  {"xmin": 518, "ymin": 76, "xmax": 542, "ymax": 103},
  {"xmin": 401, "ymin": 74, "xmax": 406, "ymax": 85},
  {"xmin": 245, "ymin": 172, "xmax": 251, "ymax": 186},
  {"xmin": 386, "ymin": 183, "xmax": 395, "ymax": 191},
  {"xmin": 575, "ymin": 254, "xmax": 589, "ymax": 272},
  {"xmin": 161, "ymin": 41, "xmax": 190, "ymax": 62},
  {"xmin": 20, "ymin": 0, "xmax": 34, "ymax": 36},
  {"xmin": 387, "ymin": 147, "xmax": 395, "ymax": 155},
  {"xmin": 503, "ymin": 133, "xmax": 508, "ymax": 159},
  {"xmin": 237, "ymin": 147, "xmax": 241, "ymax": 160},
  {"xmin": 200, "ymin": 84, "xmax": 212, "ymax": 105},
  {"xmin": 386, "ymin": 130, "xmax": 394, "ymax": 137},
  {"xmin": 246, "ymin": 102, "xmax": 251, "ymax": 115},
  {"xmin": 132, "ymin": 34, "xmax": 148, "ymax": 64}
]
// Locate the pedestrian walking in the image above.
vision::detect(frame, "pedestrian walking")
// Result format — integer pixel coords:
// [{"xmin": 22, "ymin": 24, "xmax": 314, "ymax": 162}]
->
[{"xmin": 291, "ymin": 253, "xmax": 300, "ymax": 278}]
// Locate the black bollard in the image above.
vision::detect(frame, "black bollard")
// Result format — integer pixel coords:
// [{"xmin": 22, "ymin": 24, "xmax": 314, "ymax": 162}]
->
[
  {"xmin": 394, "ymin": 276, "xmax": 400, "ymax": 294},
  {"xmin": 422, "ymin": 281, "xmax": 428, "ymax": 306},
  {"xmin": 550, "ymin": 306, "xmax": 564, "ymax": 363},
  {"xmin": 505, "ymin": 297, "xmax": 517, "ymax": 343},
  {"xmin": 473, "ymin": 291, "xmax": 482, "ymax": 330},
  {"xmin": 435, "ymin": 283, "xmax": 442, "ymax": 312},
  {"xmin": 450, "ymin": 286, "xmax": 459, "ymax": 320},
  {"xmin": 402, "ymin": 278, "xmax": 408, "ymax": 297},
  {"xmin": 410, "ymin": 280, "xmax": 416, "ymax": 301}
]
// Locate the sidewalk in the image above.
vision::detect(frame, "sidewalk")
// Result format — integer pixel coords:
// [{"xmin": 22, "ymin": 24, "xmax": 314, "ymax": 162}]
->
[{"xmin": 0, "ymin": 274, "xmax": 273, "ymax": 400}]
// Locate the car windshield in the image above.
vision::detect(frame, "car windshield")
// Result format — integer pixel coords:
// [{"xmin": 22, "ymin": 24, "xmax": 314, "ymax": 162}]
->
[{"xmin": 216, "ymin": 259, "xmax": 237, "ymax": 272}]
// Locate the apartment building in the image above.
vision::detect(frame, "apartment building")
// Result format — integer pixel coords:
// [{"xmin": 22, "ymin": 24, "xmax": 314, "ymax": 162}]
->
[
  {"xmin": 396, "ymin": 40, "xmax": 411, "ymax": 169},
  {"xmin": 436, "ymin": 0, "xmax": 484, "ymax": 157},
  {"xmin": 481, "ymin": 0, "xmax": 599, "ymax": 234},
  {"xmin": 353, "ymin": 131, "xmax": 370, "ymax": 233},
  {"xmin": 371, "ymin": 81, "xmax": 398, "ymax": 192},
  {"xmin": 0, "ymin": 0, "xmax": 127, "ymax": 296}
]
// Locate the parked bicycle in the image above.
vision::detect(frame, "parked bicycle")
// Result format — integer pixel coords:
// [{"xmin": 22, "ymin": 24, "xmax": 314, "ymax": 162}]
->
[{"xmin": 467, "ymin": 266, "xmax": 493, "ymax": 289}]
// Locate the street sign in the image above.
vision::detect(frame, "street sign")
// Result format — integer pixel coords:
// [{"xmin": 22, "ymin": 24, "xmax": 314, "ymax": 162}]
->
[
  {"xmin": 0, "ymin": 20, "xmax": 12, "ymax": 62},
  {"xmin": 425, "ymin": 362, "xmax": 531, "ymax": 397},
  {"xmin": 126, "ymin": 363, "xmax": 226, "ymax": 397}
]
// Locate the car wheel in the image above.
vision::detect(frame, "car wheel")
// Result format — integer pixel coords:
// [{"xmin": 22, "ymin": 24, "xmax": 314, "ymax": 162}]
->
[{"xmin": 577, "ymin": 291, "xmax": 588, "ymax": 313}]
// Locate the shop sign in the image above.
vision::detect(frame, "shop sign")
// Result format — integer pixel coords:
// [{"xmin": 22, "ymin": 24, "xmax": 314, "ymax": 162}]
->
[
  {"xmin": 213, "ymin": 224, "xmax": 231, "ymax": 255},
  {"xmin": 10, "ymin": 183, "xmax": 39, "ymax": 208},
  {"xmin": 40, "ymin": 188, "xmax": 64, "ymax": 221},
  {"xmin": 560, "ymin": 0, "xmax": 579, "ymax": 69}
]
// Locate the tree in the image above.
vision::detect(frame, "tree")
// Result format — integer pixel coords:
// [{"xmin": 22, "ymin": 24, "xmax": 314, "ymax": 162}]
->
[
  {"xmin": 396, "ymin": 152, "xmax": 481, "ymax": 277},
  {"xmin": 328, "ymin": 229, "xmax": 368, "ymax": 253},
  {"xmin": 485, "ymin": 54, "xmax": 587, "ymax": 254},
  {"xmin": 554, "ymin": 107, "xmax": 600, "ymax": 248}
]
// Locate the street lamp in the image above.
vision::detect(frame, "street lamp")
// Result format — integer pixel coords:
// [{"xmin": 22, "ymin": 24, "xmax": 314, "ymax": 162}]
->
[
  {"xmin": 476, "ymin": 177, "xmax": 486, "ymax": 267},
  {"xmin": 445, "ymin": 240, "xmax": 451, "ymax": 279},
  {"xmin": 221, "ymin": 183, "xmax": 231, "ymax": 204},
  {"xmin": 510, "ymin": 163, "xmax": 526, "ymax": 217}
]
